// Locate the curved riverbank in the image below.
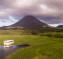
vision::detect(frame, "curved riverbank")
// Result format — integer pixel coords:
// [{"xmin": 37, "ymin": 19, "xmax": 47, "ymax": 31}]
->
[{"xmin": 0, "ymin": 44, "xmax": 30, "ymax": 59}]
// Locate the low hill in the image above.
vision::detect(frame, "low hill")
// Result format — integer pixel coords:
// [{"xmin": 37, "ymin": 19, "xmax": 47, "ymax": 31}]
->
[{"xmin": 57, "ymin": 25, "xmax": 63, "ymax": 28}]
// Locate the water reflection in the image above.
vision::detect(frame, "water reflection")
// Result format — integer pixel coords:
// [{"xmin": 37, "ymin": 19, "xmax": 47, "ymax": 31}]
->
[{"xmin": 0, "ymin": 44, "xmax": 30, "ymax": 59}]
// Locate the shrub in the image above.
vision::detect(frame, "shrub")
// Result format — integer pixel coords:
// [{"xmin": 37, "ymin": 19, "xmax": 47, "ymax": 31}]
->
[
  {"xmin": 31, "ymin": 30, "xmax": 39, "ymax": 35},
  {"xmin": 55, "ymin": 34, "xmax": 63, "ymax": 38}
]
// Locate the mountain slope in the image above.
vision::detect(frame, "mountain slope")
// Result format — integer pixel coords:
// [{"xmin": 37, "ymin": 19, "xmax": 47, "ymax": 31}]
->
[
  {"xmin": 57, "ymin": 25, "xmax": 63, "ymax": 28},
  {"xmin": 10, "ymin": 15, "xmax": 49, "ymax": 30}
]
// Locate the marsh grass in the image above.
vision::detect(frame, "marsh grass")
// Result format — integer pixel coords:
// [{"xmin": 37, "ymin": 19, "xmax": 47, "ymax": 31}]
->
[
  {"xmin": 0, "ymin": 35, "xmax": 61, "ymax": 59},
  {"xmin": 0, "ymin": 30, "xmax": 63, "ymax": 59}
]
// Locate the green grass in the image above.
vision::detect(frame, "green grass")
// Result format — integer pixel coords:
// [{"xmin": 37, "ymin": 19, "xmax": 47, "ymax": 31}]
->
[
  {"xmin": 0, "ymin": 35, "xmax": 62, "ymax": 59},
  {"xmin": 0, "ymin": 30, "xmax": 63, "ymax": 59}
]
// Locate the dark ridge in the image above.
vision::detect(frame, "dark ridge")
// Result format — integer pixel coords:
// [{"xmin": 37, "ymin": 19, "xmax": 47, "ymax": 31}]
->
[{"xmin": 57, "ymin": 25, "xmax": 63, "ymax": 28}]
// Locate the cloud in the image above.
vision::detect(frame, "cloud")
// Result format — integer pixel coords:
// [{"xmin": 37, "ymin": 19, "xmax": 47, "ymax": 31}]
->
[{"xmin": 0, "ymin": 0, "xmax": 63, "ymax": 25}]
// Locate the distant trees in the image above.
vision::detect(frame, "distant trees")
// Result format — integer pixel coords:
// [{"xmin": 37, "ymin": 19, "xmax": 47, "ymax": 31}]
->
[
  {"xmin": 0, "ymin": 29, "xmax": 63, "ymax": 38},
  {"xmin": 30, "ymin": 30, "xmax": 39, "ymax": 35},
  {"xmin": 40, "ymin": 32, "xmax": 63, "ymax": 38}
]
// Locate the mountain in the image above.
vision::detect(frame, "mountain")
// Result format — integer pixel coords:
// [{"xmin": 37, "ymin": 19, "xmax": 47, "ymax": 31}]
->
[
  {"xmin": 57, "ymin": 25, "xmax": 63, "ymax": 28},
  {"xmin": 10, "ymin": 15, "xmax": 49, "ymax": 30}
]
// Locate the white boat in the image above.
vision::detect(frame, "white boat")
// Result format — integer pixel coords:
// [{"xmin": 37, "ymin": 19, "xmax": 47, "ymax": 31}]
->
[{"xmin": 4, "ymin": 40, "xmax": 14, "ymax": 47}]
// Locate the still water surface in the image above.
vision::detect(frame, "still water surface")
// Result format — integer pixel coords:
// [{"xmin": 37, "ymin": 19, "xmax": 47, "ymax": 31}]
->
[{"xmin": 0, "ymin": 44, "xmax": 29, "ymax": 59}]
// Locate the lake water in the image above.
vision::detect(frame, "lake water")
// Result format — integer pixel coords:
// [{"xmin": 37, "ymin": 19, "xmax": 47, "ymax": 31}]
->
[{"xmin": 0, "ymin": 44, "xmax": 29, "ymax": 59}]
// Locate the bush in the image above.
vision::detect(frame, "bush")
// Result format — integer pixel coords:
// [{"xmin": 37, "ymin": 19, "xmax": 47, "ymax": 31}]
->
[
  {"xmin": 55, "ymin": 34, "xmax": 63, "ymax": 38},
  {"xmin": 31, "ymin": 30, "xmax": 39, "ymax": 35},
  {"xmin": 46, "ymin": 34, "xmax": 52, "ymax": 37},
  {"xmin": 40, "ymin": 32, "xmax": 63, "ymax": 38},
  {"xmin": 40, "ymin": 33, "xmax": 54, "ymax": 37}
]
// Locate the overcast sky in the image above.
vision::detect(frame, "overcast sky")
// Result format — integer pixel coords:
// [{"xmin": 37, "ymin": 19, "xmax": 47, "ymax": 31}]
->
[{"xmin": 0, "ymin": 0, "xmax": 63, "ymax": 27}]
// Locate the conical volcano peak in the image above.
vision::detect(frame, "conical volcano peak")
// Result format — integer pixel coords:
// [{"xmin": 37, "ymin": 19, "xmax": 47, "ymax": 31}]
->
[
  {"xmin": 22, "ymin": 15, "xmax": 37, "ymax": 21},
  {"xmin": 24, "ymin": 15, "xmax": 35, "ymax": 18},
  {"xmin": 10, "ymin": 15, "xmax": 49, "ymax": 30}
]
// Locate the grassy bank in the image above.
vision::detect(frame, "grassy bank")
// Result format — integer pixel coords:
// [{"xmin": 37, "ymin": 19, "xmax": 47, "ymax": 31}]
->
[
  {"xmin": 0, "ymin": 35, "xmax": 62, "ymax": 59},
  {"xmin": 0, "ymin": 30, "xmax": 63, "ymax": 59}
]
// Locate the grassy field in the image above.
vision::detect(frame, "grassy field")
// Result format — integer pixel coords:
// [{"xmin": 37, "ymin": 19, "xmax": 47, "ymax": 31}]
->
[
  {"xmin": 0, "ymin": 35, "xmax": 62, "ymax": 59},
  {"xmin": 0, "ymin": 30, "xmax": 63, "ymax": 59}
]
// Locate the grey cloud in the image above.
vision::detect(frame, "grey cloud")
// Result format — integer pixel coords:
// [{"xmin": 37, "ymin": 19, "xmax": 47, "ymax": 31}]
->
[{"xmin": 0, "ymin": 0, "xmax": 63, "ymax": 24}]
